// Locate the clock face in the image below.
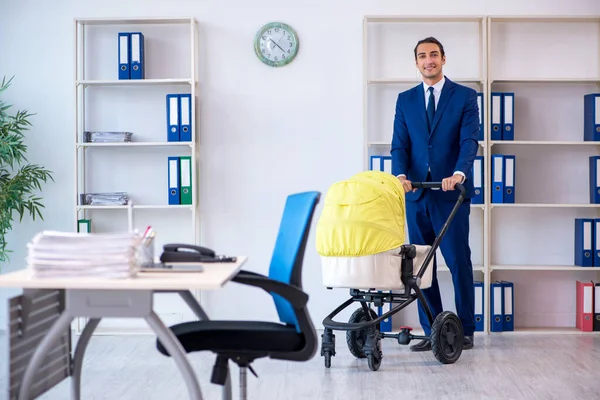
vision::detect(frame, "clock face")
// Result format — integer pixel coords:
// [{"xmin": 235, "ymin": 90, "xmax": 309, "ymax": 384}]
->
[{"xmin": 254, "ymin": 22, "xmax": 299, "ymax": 67}]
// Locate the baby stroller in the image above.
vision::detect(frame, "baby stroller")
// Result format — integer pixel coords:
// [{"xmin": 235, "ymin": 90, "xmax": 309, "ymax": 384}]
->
[{"xmin": 316, "ymin": 171, "xmax": 466, "ymax": 371}]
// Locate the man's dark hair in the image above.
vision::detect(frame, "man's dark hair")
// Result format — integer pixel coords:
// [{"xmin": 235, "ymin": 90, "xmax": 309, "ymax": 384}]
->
[{"xmin": 414, "ymin": 37, "xmax": 445, "ymax": 59}]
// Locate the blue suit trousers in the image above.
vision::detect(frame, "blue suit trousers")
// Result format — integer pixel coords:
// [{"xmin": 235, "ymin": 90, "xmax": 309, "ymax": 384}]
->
[{"xmin": 405, "ymin": 189, "xmax": 475, "ymax": 337}]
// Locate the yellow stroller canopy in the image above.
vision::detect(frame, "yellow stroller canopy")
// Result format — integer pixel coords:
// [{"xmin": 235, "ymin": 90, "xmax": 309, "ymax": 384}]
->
[{"xmin": 316, "ymin": 170, "xmax": 406, "ymax": 257}]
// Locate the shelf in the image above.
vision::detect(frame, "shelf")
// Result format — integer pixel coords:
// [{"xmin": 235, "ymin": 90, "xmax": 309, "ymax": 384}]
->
[
  {"xmin": 367, "ymin": 78, "xmax": 483, "ymax": 85},
  {"xmin": 488, "ymin": 16, "xmax": 600, "ymax": 23},
  {"xmin": 77, "ymin": 142, "xmax": 193, "ymax": 147},
  {"xmin": 439, "ymin": 265, "xmax": 484, "ymax": 272},
  {"xmin": 491, "ymin": 140, "xmax": 600, "ymax": 146},
  {"xmin": 368, "ymin": 141, "xmax": 486, "ymax": 147},
  {"xmin": 364, "ymin": 15, "xmax": 486, "ymax": 23},
  {"xmin": 490, "ymin": 327, "xmax": 598, "ymax": 334},
  {"xmin": 490, "ymin": 78, "xmax": 600, "ymax": 84},
  {"xmin": 76, "ymin": 205, "xmax": 192, "ymax": 210},
  {"xmin": 491, "ymin": 265, "xmax": 600, "ymax": 271},
  {"xmin": 491, "ymin": 203, "xmax": 600, "ymax": 208},
  {"xmin": 76, "ymin": 78, "xmax": 193, "ymax": 87},
  {"xmin": 74, "ymin": 17, "xmax": 196, "ymax": 25}
]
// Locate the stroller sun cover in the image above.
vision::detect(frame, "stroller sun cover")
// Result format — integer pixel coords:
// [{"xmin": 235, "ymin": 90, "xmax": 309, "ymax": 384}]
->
[{"xmin": 316, "ymin": 170, "xmax": 433, "ymax": 291}]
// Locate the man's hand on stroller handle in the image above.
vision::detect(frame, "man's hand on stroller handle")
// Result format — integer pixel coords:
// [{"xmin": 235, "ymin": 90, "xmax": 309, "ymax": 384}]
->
[{"xmin": 411, "ymin": 180, "xmax": 466, "ymax": 197}]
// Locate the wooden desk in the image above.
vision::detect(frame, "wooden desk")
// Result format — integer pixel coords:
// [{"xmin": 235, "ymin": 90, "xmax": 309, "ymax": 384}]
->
[{"xmin": 0, "ymin": 256, "xmax": 247, "ymax": 400}]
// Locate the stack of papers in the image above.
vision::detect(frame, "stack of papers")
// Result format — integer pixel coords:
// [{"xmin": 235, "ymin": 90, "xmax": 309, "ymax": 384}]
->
[
  {"xmin": 83, "ymin": 131, "xmax": 133, "ymax": 143},
  {"xmin": 26, "ymin": 231, "xmax": 143, "ymax": 279},
  {"xmin": 80, "ymin": 192, "xmax": 129, "ymax": 206}
]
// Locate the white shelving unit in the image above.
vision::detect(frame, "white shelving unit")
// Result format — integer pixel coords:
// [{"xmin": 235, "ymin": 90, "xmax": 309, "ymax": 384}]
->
[
  {"xmin": 73, "ymin": 17, "xmax": 200, "ymax": 334},
  {"xmin": 364, "ymin": 15, "xmax": 600, "ymax": 334}
]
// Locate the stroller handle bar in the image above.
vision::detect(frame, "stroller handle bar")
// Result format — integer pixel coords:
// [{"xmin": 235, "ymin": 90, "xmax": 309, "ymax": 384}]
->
[
  {"xmin": 407, "ymin": 181, "xmax": 466, "ymax": 281},
  {"xmin": 411, "ymin": 181, "xmax": 466, "ymax": 198}
]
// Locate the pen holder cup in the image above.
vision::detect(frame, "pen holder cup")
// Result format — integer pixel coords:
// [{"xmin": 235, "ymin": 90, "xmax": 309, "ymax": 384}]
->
[{"xmin": 136, "ymin": 239, "xmax": 155, "ymax": 269}]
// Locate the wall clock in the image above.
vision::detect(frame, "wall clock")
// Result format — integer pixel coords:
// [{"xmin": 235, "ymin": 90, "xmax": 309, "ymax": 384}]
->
[{"xmin": 254, "ymin": 22, "xmax": 299, "ymax": 67}]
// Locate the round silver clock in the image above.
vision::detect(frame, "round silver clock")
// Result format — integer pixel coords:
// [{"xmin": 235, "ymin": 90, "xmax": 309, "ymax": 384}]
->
[{"xmin": 254, "ymin": 22, "xmax": 299, "ymax": 67}]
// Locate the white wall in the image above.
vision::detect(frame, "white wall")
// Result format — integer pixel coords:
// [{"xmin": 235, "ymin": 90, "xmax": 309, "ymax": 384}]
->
[{"xmin": 0, "ymin": 0, "xmax": 599, "ymax": 333}]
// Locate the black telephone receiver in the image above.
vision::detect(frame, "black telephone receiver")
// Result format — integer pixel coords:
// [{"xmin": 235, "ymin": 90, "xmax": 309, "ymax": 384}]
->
[{"xmin": 160, "ymin": 243, "xmax": 236, "ymax": 263}]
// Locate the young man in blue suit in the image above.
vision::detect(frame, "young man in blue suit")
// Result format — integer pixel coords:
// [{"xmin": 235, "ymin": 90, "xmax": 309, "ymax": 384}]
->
[{"xmin": 391, "ymin": 37, "xmax": 479, "ymax": 351}]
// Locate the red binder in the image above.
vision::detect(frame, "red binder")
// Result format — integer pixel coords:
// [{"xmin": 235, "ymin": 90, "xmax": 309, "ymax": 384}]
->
[{"xmin": 576, "ymin": 280, "xmax": 594, "ymax": 332}]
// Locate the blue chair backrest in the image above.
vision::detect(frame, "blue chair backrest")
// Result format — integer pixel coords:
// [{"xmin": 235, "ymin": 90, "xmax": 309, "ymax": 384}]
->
[{"xmin": 268, "ymin": 191, "xmax": 320, "ymax": 331}]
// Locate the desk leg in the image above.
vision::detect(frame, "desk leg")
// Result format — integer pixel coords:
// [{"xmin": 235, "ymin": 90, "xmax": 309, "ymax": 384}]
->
[
  {"xmin": 179, "ymin": 290, "xmax": 209, "ymax": 321},
  {"xmin": 17, "ymin": 312, "xmax": 74, "ymax": 400},
  {"xmin": 71, "ymin": 318, "xmax": 101, "ymax": 400},
  {"xmin": 145, "ymin": 310, "xmax": 204, "ymax": 400},
  {"xmin": 177, "ymin": 290, "xmax": 232, "ymax": 400}
]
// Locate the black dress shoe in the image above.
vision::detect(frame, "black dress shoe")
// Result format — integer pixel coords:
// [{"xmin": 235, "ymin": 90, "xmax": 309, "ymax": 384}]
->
[
  {"xmin": 409, "ymin": 340, "xmax": 431, "ymax": 352},
  {"xmin": 463, "ymin": 336, "xmax": 474, "ymax": 350}
]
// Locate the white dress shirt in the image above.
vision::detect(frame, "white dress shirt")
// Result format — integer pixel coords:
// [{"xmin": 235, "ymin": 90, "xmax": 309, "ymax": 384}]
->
[{"xmin": 397, "ymin": 76, "xmax": 465, "ymax": 183}]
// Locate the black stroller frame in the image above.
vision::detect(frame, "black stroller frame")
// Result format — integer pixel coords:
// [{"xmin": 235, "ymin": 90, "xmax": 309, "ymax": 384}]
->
[{"xmin": 320, "ymin": 182, "xmax": 466, "ymax": 371}]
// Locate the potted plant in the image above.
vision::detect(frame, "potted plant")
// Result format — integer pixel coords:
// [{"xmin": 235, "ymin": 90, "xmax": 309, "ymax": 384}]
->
[{"xmin": 0, "ymin": 75, "xmax": 54, "ymax": 264}]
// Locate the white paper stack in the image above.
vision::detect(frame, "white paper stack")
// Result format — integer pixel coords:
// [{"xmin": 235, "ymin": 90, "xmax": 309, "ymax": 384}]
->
[{"xmin": 26, "ymin": 231, "xmax": 143, "ymax": 279}]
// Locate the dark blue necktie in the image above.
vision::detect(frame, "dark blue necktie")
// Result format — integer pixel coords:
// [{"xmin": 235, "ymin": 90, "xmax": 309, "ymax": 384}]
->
[{"xmin": 426, "ymin": 86, "xmax": 435, "ymax": 131}]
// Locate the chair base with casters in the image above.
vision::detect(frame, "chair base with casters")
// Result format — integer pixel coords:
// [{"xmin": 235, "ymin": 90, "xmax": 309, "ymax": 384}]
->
[
  {"xmin": 155, "ymin": 191, "xmax": 321, "ymax": 399},
  {"xmin": 320, "ymin": 182, "xmax": 467, "ymax": 371}
]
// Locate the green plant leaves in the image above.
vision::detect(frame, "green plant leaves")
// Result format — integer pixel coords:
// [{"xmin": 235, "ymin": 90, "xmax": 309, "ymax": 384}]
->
[{"xmin": 0, "ymin": 75, "xmax": 53, "ymax": 264}]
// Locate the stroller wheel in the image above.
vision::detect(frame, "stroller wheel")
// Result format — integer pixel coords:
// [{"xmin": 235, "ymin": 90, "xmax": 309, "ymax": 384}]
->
[
  {"xmin": 367, "ymin": 353, "xmax": 381, "ymax": 371},
  {"xmin": 346, "ymin": 307, "xmax": 380, "ymax": 359},
  {"xmin": 430, "ymin": 311, "xmax": 463, "ymax": 364}
]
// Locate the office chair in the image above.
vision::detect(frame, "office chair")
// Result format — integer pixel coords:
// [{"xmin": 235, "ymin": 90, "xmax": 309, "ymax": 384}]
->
[{"xmin": 156, "ymin": 191, "xmax": 321, "ymax": 399}]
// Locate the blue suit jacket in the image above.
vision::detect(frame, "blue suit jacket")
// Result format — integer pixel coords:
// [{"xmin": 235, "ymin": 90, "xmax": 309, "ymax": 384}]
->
[{"xmin": 391, "ymin": 77, "xmax": 480, "ymax": 202}]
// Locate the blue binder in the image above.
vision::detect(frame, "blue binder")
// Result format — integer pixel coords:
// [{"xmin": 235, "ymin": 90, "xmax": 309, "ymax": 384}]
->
[
  {"xmin": 118, "ymin": 32, "xmax": 130, "ymax": 80},
  {"xmin": 477, "ymin": 92, "xmax": 484, "ymax": 141},
  {"xmin": 490, "ymin": 92, "xmax": 503, "ymax": 140},
  {"xmin": 500, "ymin": 281, "xmax": 514, "ymax": 331},
  {"xmin": 491, "ymin": 154, "xmax": 504, "ymax": 203},
  {"xmin": 490, "ymin": 282, "xmax": 503, "ymax": 332},
  {"xmin": 179, "ymin": 94, "xmax": 192, "ymax": 142},
  {"xmin": 370, "ymin": 155, "xmax": 382, "ymax": 171},
  {"xmin": 590, "ymin": 156, "xmax": 600, "ymax": 203},
  {"xmin": 130, "ymin": 32, "xmax": 145, "ymax": 79},
  {"xmin": 575, "ymin": 218, "xmax": 594, "ymax": 267},
  {"xmin": 584, "ymin": 93, "xmax": 600, "ymax": 141},
  {"xmin": 595, "ymin": 219, "xmax": 600, "ymax": 266},
  {"xmin": 168, "ymin": 156, "xmax": 180, "ymax": 204},
  {"xmin": 474, "ymin": 281, "xmax": 484, "ymax": 332},
  {"xmin": 377, "ymin": 293, "xmax": 392, "ymax": 332},
  {"xmin": 503, "ymin": 155, "xmax": 515, "ymax": 203},
  {"xmin": 166, "ymin": 94, "xmax": 180, "ymax": 142},
  {"xmin": 472, "ymin": 155, "xmax": 484, "ymax": 204},
  {"xmin": 502, "ymin": 92, "xmax": 514, "ymax": 140}
]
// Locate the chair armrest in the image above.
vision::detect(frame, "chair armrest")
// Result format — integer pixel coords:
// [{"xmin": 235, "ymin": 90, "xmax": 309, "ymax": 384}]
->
[{"xmin": 232, "ymin": 271, "xmax": 309, "ymax": 309}]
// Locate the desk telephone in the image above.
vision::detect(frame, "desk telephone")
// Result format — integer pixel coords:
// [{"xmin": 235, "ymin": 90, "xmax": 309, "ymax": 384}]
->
[{"xmin": 160, "ymin": 243, "xmax": 237, "ymax": 263}]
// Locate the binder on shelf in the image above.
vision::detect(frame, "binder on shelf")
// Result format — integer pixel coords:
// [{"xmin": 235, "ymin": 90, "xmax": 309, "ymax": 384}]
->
[
  {"xmin": 594, "ymin": 282, "xmax": 600, "ymax": 331},
  {"xmin": 476, "ymin": 92, "xmax": 484, "ymax": 141},
  {"xmin": 490, "ymin": 281, "xmax": 503, "ymax": 332},
  {"xmin": 503, "ymin": 155, "xmax": 515, "ymax": 203},
  {"xmin": 472, "ymin": 155, "xmax": 484, "ymax": 204},
  {"xmin": 118, "ymin": 32, "xmax": 130, "ymax": 80},
  {"xmin": 491, "ymin": 154, "xmax": 504, "ymax": 203},
  {"xmin": 179, "ymin": 94, "xmax": 192, "ymax": 142},
  {"xmin": 500, "ymin": 281, "xmax": 514, "ymax": 331},
  {"xmin": 574, "ymin": 218, "xmax": 594, "ymax": 267},
  {"xmin": 584, "ymin": 93, "xmax": 600, "ymax": 141},
  {"xmin": 130, "ymin": 32, "xmax": 145, "ymax": 79},
  {"xmin": 595, "ymin": 219, "xmax": 600, "ymax": 266},
  {"xmin": 502, "ymin": 92, "xmax": 514, "ymax": 140},
  {"xmin": 576, "ymin": 280, "xmax": 594, "ymax": 332},
  {"xmin": 168, "ymin": 156, "xmax": 180, "ymax": 205},
  {"xmin": 589, "ymin": 156, "xmax": 600, "ymax": 203},
  {"xmin": 490, "ymin": 92, "xmax": 503, "ymax": 140},
  {"xmin": 77, "ymin": 219, "xmax": 91, "ymax": 233},
  {"xmin": 179, "ymin": 156, "xmax": 192, "ymax": 205},
  {"xmin": 166, "ymin": 94, "xmax": 180, "ymax": 142},
  {"xmin": 474, "ymin": 280, "xmax": 484, "ymax": 332},
  {"xmin": 369, "ymin": 155, "xmax": 391, "ymax": 173}
]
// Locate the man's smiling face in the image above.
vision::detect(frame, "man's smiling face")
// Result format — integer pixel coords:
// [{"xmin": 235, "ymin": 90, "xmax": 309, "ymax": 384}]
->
[{"xmin": 415, "ymin": 42, "xmax": 445, "ymax": 80}]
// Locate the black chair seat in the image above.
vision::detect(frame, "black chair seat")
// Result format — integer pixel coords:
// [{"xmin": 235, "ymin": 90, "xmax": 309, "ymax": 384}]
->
[{"xmin": 156, "ymin": 320, "xmax": 305, "ymax": 356}]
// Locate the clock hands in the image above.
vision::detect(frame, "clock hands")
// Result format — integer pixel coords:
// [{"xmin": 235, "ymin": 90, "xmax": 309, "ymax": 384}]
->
[{"xmin": 268, "ymin": 38, "xmax": 286, "ymax": 53}]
